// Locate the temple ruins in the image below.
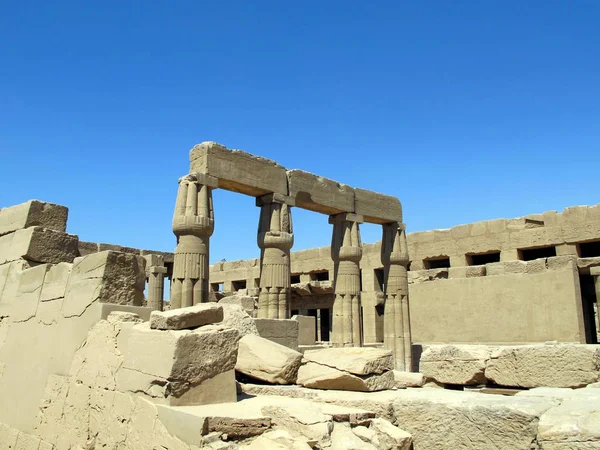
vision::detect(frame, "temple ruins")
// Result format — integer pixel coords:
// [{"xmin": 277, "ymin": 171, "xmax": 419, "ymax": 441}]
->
[{"xmin": 0, "ymin": 141, "xmax": 599, "ymax": 449}]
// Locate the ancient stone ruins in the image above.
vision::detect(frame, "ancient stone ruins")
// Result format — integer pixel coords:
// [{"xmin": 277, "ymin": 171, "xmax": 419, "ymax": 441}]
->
[{"xmin": 0, "ymin": 141, "xmax": 599, "ymax": 449}]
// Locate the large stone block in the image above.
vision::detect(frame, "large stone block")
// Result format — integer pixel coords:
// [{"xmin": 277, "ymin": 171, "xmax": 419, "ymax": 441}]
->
[
  {"xmin": 485, "ymin": 344, "xmax": 600, "ymax": 388},
  {"xmin": 0, "ymin": 260, "xmax": 31, "ymax": 310},
  {"xmin": 297, "ymin": 362, "xmax": 394, "ymax": 392},
  {"xmin": 39, "ymin": 262, "xmax": 72, "ymax": 302},
  {"xmin": 0, "ymin": 227, "xmax": 78, "ymax": 265},
  {"xmin": 420, "ymin": 345, "xmax": 493, "ymax": 385},
  {"xmin": 303, "ymin": 348, "xmax": 393, "ymax": 375},
  {"xmin": 354, "ymin": 188, "xmax": 402, "ymax": 224},
  {"xmin": 286, "ymin": 169, "xmax": 354, "ymax": 215},
  {"xmin": 150, "ymin": 303, "xmax": 223, "ymax": 330},
  {"xmin": 236, "ymin": 334, "xmax": 303, "ymax": 384},
  {"xmin": 62, "ymin": 251, "xmax": 146, "ymax": 318},
  {"xmin": 0, "ymin": 200, "xmax": 68, "ymax": 237},
  {"xmin": 121, "ymin": 323, "xmax": 239, "ymax": 405},
  {"xmin": 190, "ymin": 141, "xmax": 288, "ymax": 196},
  {"xmin": 11, "ymin": 263, "xmax": 51, "ymax": 322},
  {"xmin": 537, "ymin": 397, "xmax": 600, "ymax": 449},
  {"xmin": 254, "ymin": 318, "xmax": 299, "ymax": 350},
  {"xmin": 219, "ymin": 303, "xmax": 259, "ymax": 338},
  {"xmin": 391, "ymin": 389, "xmax": 556, "ymax": 450},
  {"xmin": 293, "ymin": 315, "xmax": 316, "ymax": 345}
]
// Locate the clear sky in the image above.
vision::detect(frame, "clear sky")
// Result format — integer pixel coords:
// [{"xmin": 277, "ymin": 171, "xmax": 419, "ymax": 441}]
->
[{"xmin": 1, "ymin": 1, "xmax": 599, "ymax": 263}]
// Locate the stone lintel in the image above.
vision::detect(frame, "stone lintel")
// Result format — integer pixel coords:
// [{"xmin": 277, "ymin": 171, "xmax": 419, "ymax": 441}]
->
[
  {"xmin": 255, "ymin": 193, "xmax": 296, "ymax": 207},
  {"xmin": 354, "ymin": 188, "xmax": 402, "ymax": 224},
  {"xmin": 329, "ymin": 213, "xmax": 364, "ymax": 225},
  {"xmin": 189, "ymin": 172, "xmax": 219, "ymax": 188}
]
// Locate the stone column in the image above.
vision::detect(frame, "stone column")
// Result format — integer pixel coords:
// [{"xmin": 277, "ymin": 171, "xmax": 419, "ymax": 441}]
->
[
  {"xmin": 330, "ymin": 213, "xmax": 363, "ymax": 347},
  {"xmin": 171, "ymin": 173, "xmax": 217, "ymax": 309},
  {"xmin": 381, "ymin": 222, "xmax": 412, "ymax": 371},
  {"xmin": 257, "ymin": 194, "xmax": 294, "ymax": 319},
  {"xmin": 144, "ymin": 254, "xmax": 167, "ymax": 311}
]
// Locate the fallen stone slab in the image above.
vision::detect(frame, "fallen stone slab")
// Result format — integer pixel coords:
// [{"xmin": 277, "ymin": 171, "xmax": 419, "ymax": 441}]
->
[
  {"xmin": 485, "ymin": 343, "xmax": 600, "ymax": 388},
  {"xmin": 246, "ymin": 430, "xmax": 311, "ymax": 450},
  {"xmin": 0, "ymin": 200, "xmax": 68, "ymax": 237},
  {"xmin": 218, "ymin": 294, "xmax": 256, "ymax": 316},
  {"xmin": 261, "ymin": 403, "xmax": 333, "ymax": 447},
  {"xmin": 369, "ymin": 418, "xmax": 412, "ymax": 450},
  {"xmin": 236, "ymin": 334, "xmax": 302, "ymax": 384},
  {"xmin": 537, "ymin": 397, "xmax": 600, "ymax": 449},
  {"xmin": 330, "ymin": 422, "xmax": 377, "ymax": 450},
  {"xmin": 150, "ymin": 303, "xmax": 223, "ymax": 330},
  {"xmin": 303, "ymin": 347, "xmax": 393, "ymax": 375},
  {"xmin": 420, "ymin": 344, "xmax": 493, "ymax": 385},
  {"xmin": 393, "ymin": 371, "xmax": 425, "ymax": 389},
  {"xmin": 391, "ymin": 388, "xmax": 557, "ymax": 450},
  {"xmin": 296, "ymin": 361, "xmax": 394, "ymax": 392}
]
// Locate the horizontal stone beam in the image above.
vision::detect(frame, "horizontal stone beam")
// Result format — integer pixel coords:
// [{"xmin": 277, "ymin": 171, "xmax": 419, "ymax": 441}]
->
[
  {"xmin": 190, "ymin": 141, "xmax": 288, "ymax": 196},
  {"xmin": 286, "ymin": 169, "xmax": 354, "ymax": 215},
  {"xmin": 354, "ymin": 188, "xmax": 403, "ymax": 224}
]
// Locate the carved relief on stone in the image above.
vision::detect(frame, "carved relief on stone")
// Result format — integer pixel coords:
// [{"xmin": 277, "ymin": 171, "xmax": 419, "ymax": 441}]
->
[
  {"xmin": 330, "ymin": 213, "xmax": 363, "ymax": 347},
  {"xmin": 381, "ymin": 222, "xmax": 412, "ymax": 371},
  {"xmin": 171, "ymin": 174, "xmax": 216, "ymax": 308},
  {"xmin": 257, "ymin": 195, "xmax": 294, "ymax": 319}
]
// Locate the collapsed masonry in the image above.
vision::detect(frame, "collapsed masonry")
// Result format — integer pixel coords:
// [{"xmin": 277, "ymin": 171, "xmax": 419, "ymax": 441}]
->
[{"xmin": 1, "ymin": 142, "xmax": 600, "ymax": 449}]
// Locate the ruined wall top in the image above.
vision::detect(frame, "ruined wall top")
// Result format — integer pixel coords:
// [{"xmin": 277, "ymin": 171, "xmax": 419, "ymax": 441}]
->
[{"xmin": 189, "ymin": 141, "xmax": 403, "ymax": 224}]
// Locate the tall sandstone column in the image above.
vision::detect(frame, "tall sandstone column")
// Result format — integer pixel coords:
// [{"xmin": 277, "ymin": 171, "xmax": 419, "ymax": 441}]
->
[
  {"xmin": 171, "ymin": 174, "xmax": 216, "ymax": 308},
  {"xmin": 257, "ymin": 194, "xmax": 294, "ymax": 319},
  {"xmin": 330, "ymin": 213, "xmax": 363, "ymax": 347},
  {"xmin": 381, "ymin": 222, "xmax": 412, "ymax": 371}
]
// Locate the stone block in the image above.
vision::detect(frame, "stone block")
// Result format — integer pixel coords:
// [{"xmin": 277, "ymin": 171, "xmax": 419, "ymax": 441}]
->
[
  {"xmin": 0, "ymin": 227, "xmax": 78, "ymax": 265},
  {"xmin": 297, "ymin": 361, "xmax": 394, "ymax": 392},
  {"xmin": 218, "ymin": 293, "xmax": 256, "ymax": 316},
  {"xmin": 292, "ymin": 315, "xmax": 316, "ymax": 345},
  {"xmin": 392, "ymin": 389, "xmax": 556, "ymax": 450},
  {"xmin": 220, "ymin": 303, "xmax": 259, "ymax": 338},
  {"xmin": 0, "ymin": 200, "xmax": 68, "ymax": 237},
  {"xmin": 0, "ymin": 260, "xmax": 31, "ymax": 309},
  {"xmin": 150, "ymin": 303, "xmax": 223, "ymax": 330},
  {"xmin": 39, "ymin": 262, "xmax": 72, "ymax": 302},
  {"xmin": 254, "ymin": 318, "xmax": 299, "ymax": 350},
  {"xmin": 12, "ymin": 263, "xmax": 51, "ymax": 322},
  {"xmin": 122, "ymin": 323, "xmax": 239, "ymax": 405},
  {"xmin": 393, "ymin": 371, "xmax": 425, "ymax": 389},
  {"xmin": 485, "ymin": 344, "xmax": 600, "ymax": 388},
  {"xmin": 100, "ymin": 303, "xmax": 152, "ymax": 321},
  {"xmin": 286, "ymin": 169, "xmax": 354, "ymax": 215},
  {"xmin": 62, "ymin": 251, "xmax": 146, "ymax": 318},
  {"xmin": 236, "ymin": 334, "xmax": 303, "ymax": 384},
  {"xmin": 190, "ymin": 141, "xmax": 288, "ymax": 196},
  {"xmin": 353, "ymin": 188, "xmax": 402, "ymax": 224},
  {"xmin": 537, "ymin": 397, "xmax": 600, "ymax": 449},
  {"xmin": 420, "ymin": 345, "xmax": 493, "ymax": 385},
  {"xmin": 303, "ymin": 347, "xmax": 393, "ymax": 375}
]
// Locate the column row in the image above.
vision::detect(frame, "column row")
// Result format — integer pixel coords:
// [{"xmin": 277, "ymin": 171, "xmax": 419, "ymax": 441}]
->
[{"xmin": 168, "ymin": 175, "xmax": 412, "ymax": 369}]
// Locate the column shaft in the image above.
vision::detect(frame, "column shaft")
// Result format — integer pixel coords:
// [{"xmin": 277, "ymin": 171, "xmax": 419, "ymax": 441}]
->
[
  {"xmin": 381, "ymin": 222, "xmax": 413, "ymax": 371},
  {"xmin": 330, "ymin": 213, "xmax": 363, "ymax": 347},
  {"xmin": 257, "ymin": 197, "xmax": 294, "ymax": 319},
  {"xmin": 171, "ymin": 174, "xmax": 215, "ymax": 308}
]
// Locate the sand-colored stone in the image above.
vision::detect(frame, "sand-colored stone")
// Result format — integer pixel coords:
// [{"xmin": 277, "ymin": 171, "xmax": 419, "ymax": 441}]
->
[
  {"xmin": 286, "ymin": 169, "xmax": 354, "ymax": 215},
  {"xmin": 254, "ymin": 318, "xmax": 299, "ymax": 350},
  {"xmin": 236, "ymin": 334, "xmax": 302, "ymax": 384},
  {"xmin": 150, "ymin": 303, "xmax": 223, "ymax": 330},
  {"xmin": 0, "ymin": 227, "xmax": 78, "ymax": 265},
  {"xmin": 393, "ymin": 370, "xmax": 425, "ymax": 388},
  {"xmin": 297, "ymin": 362, "xmax": 394, "ymax": 392},
  {"xmin": 420, "ymin": 344, "xmax": 493, "ymax": 385},
  {"xmin": 246, "ymin": 430, "xmax": 312, "ymax": 450},
  {"xmin": 369, "ymin": 418, "xmax": 412, "ymax": 450},
  {"xmin": 39, "ymin": 262, "xmax": 71, "ymax": 302},
  {"xmin": 485, "ymin": 343, "xmax": 600, "ymax": 388},
  {"xmin": 0, "ymin": 200, "xmax": 68, "ymax": 237},
  {"xmin": 537, "ymin": 397, "xmax": 600, "ymax": 449},
  {"xmin": 354, "ymin": 188, "xmax": 402, "ymax": 224},
  {"xmin": 303, "ymin": 347, "xmax": 393, "ymax": 375},
  {"xmin": 219, "ymin": 294, "xmax": 256, "ymax": 316},
  {"xmin": 122, "ymin": 323, "xmax": 239, "ymax": 404},
  {"xmin": 219, "ymin": 303, "xmax": 259, "ymax": 338},
  {"xmin": 62, "ymin": 250, "xmax": 145, "ymax": 317}
]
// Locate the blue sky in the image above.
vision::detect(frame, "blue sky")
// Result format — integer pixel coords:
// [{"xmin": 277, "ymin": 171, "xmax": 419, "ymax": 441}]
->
[{"xmin": 1, "ymin": 1, "xmax": 599, "ymax": 263}]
